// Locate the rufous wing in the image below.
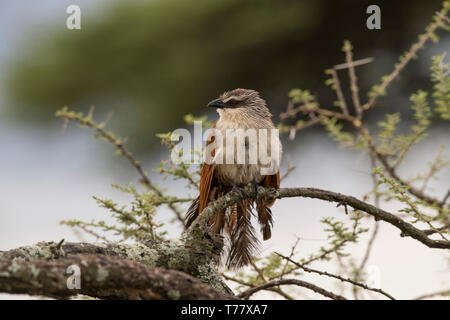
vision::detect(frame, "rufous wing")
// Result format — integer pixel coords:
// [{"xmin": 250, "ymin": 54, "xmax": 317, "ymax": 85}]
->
[
  {"xmin": 199, "ymin": 127, "xmax": 217, "ymax": 213},
  {"xmin": 255, "ymin": 171, "xmax": 280, "ymax": 241},
  {"xmin": 185, "ymin": 124, "xmax": 218, "ymax": 228},
  {"xmin": 262, "ymin": 170, "xmax": 280, "ymax": 207}
]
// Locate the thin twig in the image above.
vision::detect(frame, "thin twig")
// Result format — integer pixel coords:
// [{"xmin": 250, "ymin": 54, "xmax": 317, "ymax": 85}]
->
[
  {"xmin": 248, "ymin": 260, "xmax": 294, "ymax": 300},
  {"xmin": 329, "ymin": 68, "xmax": 349, "ymax": 116},
  {"xmin": 221, "ymin": 273, "xmax": 293, "ymax": 300},
  {"xmin": 56, "ymin": 108, "xmax": 187, "ymax": 229},
  {"xmin": 362, "ymin": 5, "xmax": 450, "ymax": 111},
  {"xmin": 436, "ymin": 11, "xmax": 450, "ymax": 25},
  {"xmin": 276, "ymin": 253, "xmax": 395, "ymax": 300},
  {"xmin": 238, "ymin": 279, "xmax": 346, "ymax": 300},
  {"xmin": 333, "ymin": 57, "xmax": 374, "ymax": 70},
  {"xmin": 360, "ymin": 125, "xmax": 442, "ymax": 207},
  {"xmin": 279, "ymin": 237, "xmax": 301, "ymax": 279},
  {"xmin": 414, "ymin": 290, "xmax": 450, "ymax": 300},
  {"xmin": 353, "ymin": 154, "xmax": 382, "ymax": 299},
  {"xmin": 280, "ymin": 154, "xmax": 297, "ymax": 182},
  {"xmin": 76, "ymin": 225, "xmax": 111, "ymax": 243},
  {"xmin": 270, "ymin": 238, "xmax": 350, "ymax": 281},
  {"xmin": 343, "ymin": 40, "xmax": 362, "ymax": 119},
  {"xmin": 422, "ymin": 224, "xmax": 450, "ymax": 236}
]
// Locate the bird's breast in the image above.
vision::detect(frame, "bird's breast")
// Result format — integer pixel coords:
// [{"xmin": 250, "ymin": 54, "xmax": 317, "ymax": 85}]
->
[{"xmin": 211, "ymin": 118, "xmax": 282, "ymax": 185}]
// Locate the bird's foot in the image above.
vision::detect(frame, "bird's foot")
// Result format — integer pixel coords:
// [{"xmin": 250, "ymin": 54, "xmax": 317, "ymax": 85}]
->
[
  {"xmin": 230, "ymin": 182, "xmax": 249, "ymax": 200},
  {"xmin": 251, "ymin": 180, "xmax": 260, "ymax": 203}
]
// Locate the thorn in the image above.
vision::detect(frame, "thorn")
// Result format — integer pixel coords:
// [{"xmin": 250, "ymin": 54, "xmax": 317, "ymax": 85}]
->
[
  {"xmin": 56, "ymin": 238, "xmax": 65, "ymax": 250},
  {"xmin": 87, "ymin": 105, "xmax": 95, "ymax": 119}
]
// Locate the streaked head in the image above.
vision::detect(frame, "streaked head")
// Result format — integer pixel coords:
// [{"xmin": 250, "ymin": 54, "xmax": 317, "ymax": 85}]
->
[{"xmin": 207, "ymin": 88, "xmax": 271, "ymax": 119}]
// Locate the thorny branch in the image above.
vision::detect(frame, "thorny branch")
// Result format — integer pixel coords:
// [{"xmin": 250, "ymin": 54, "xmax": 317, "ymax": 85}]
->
[
  {"xmin": 362, "ymin": 5, "xmax": 450, "ymax": 111},
  {"xmin": 279, "ymin": 4, "xmax": 450, "ymax": 209},
  {"xmin": 188, "ymin": 185, "xmax": 450, "ymax": 249},
  {"xmin": 275, "ymin": 253, "xmax": 395, "ymax": 300},
  {"xmin": 238, "ymin": 279, "xmax": 346, "ymax": 300},
  {"xmin": 56, "ymin": 107, "xmax": 187, "ymax": 229}
]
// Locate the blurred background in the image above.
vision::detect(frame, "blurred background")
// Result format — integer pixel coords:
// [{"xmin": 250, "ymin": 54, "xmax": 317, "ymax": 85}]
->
[{"xmin": 0, "ymin": 0, "xmax": 449, "ymax": 299}]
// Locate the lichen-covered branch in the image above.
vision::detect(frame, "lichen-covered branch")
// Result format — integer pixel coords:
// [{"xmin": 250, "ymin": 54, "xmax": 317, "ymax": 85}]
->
[
  {"xmin": 2, "ymin": 181, "xmax": 448, "ymax": 300},
  {"xmin": 0, "ymin": 254, "xmax": 235, "ymax": 300},
  {"xmin": 0, "ymin": 239, "xmax": 232, "ymax": 296}
]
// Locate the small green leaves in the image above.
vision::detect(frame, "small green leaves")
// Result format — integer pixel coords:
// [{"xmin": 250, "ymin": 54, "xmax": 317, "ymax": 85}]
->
[
  {"xmin": 321, "ymin": 117, "xmax": 355, "ymax": 147},
  {"xmin": 183, "ymin": 114, "xmax": 214, "ymax": 128},
  {"xmin": 367, "ymin": 84, "xmax": 386, "ymax": 99},
  {"xmin": 341, "ymin": 42, "xmax": 353, "ymax": 52},
  {"xmin": 430, "ymin": 54, "xmax": 450, "ymax": 120},
  {"xmin": 288, "ymin": 89, "xmax": 317, "ymax": 107},
  {"xmin": 410, "ymin": 90, "xmax": 432, "ymax": 134},
  {"xmin": 377, "ymin": 113, "xmax": 401, "ymax": 156}
]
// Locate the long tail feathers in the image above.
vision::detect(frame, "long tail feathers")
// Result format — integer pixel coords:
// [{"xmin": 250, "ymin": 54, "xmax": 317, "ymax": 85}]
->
[
  {"xmin": 227, "ymin": 200, "xmax": 259, "ymax": 269},
  {"xmin": 185, "ymin": 196, "xmax": 200, "ymax": 228},
  {"xmin": 256, "ymin": 199, "xmax": 273, "ymax": 240},
  {"xmin": 185, "ymin": 196, "xmax": 273, "ymax": 269}
]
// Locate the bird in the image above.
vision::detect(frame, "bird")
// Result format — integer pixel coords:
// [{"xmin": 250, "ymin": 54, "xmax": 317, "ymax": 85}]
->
[{"xmin": 186, "ymin": 88, "xmax": 282, "ymax": 269}]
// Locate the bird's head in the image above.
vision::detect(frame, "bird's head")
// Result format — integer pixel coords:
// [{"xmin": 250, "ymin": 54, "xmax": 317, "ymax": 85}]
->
[{"xmin": 207, "ymin": 88, "xmax": 271, "ymax": 119}]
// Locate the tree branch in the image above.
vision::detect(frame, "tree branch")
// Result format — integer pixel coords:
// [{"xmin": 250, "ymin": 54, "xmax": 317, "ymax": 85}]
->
[
  {"xmin": 238, "ymin": 279, "xmax": 346, "ymax": 300},
  {"xmin": 0, "ymin": 254, "xmax": 235, "ymax": 300},
  {"xmin": 414, "ymin": 290, "xmax": 450, "ymax": 300},
  {"xmin": 0, "ymin": 239, "xmax": 233, "ymax": 296},
  {"xmin": 56, "ymin": 108, "xmax": 187, "ymax": 229},
  {"xmin": 276, "ymin": 253, "xmax": 395, "ymax": 300},
  {"xmin": 188, "ymin": 185, "xmax": 450, "ymax": 249}
]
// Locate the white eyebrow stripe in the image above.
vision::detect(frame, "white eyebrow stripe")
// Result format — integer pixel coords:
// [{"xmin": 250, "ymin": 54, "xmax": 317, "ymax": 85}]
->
[{"xmin": 223, "ymin": 95, "xmax": 241, "ymax": 103}]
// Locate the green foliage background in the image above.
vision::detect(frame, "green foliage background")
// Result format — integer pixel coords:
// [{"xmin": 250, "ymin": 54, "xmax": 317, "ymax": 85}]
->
[{"xmin": 4, "ymin": 0, "xmax": 447, "ymax": 150}]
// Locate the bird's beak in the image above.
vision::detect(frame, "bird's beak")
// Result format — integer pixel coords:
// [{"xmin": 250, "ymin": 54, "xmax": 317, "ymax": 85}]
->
[{"xmin": 207, "ymin": 98, "xmax": 228, "ymax": 109}]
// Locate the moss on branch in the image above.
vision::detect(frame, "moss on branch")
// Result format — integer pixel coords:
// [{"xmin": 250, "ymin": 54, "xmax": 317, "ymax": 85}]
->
[{"xmin": 0, "ymin": 254, "xmax": 235, "ymax": 300}]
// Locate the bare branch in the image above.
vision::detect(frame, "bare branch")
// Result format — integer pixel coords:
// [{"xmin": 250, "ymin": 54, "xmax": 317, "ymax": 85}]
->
[
  {"xmin": 342, "ymin": 40, "xmax": 363, "ymax": 118},
  {"xmin": 276, "ymin": 253, "xmax": 395, "ymax": 300},
  {"xmin": 238, "ymin": 279, "xmax": 346, "ymax": 300},
  {"xmin": 360, "ymin": 125, "xmax": 443, "ymax": 207},
  {"xmin": 280, "ymin": 154, "xmax": 297, "ymax": 182},
  {"xmin": 329, "ymin": 68, "xmax": 349, "ymax": 116},
  {"xmin": 333, "ymin": 57, "xmax": 374, "ymax": 70},
  {"xmin": 188, "ymin": 185, "xmax": 450, "ymax": 249},
  {"xmin": 55, "ymin": 108, "xmax": 187, "ymax": 229},
  {"xmin": 414, "ymin": 290, "xmax": 450, "ymax": 300}
]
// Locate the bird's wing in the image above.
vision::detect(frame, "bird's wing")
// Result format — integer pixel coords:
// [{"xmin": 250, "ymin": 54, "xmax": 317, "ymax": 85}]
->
[
  {"xmin": 185, "ymin": 124, "xmax": 218, "ymax": 228},
  {"xmin": 199, "ymin": 126, "xmax": 217, "ymax": 213},
  {"xmin": 198, "ymin": 160, "xmax": 215, "ymax": 213},
  {"xmin": 262, "ymin": 170, "xmax": 280, "ymax": 207},
  {"xmin": 253, "ymin": 171, "xmax": 279, "ymax": 241}
]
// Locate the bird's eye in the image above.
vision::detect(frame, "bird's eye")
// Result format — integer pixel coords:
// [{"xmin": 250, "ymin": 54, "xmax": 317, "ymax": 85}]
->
[{"xmin": 229, "ymin": 100, "xmax": 237, "ymax": 106}]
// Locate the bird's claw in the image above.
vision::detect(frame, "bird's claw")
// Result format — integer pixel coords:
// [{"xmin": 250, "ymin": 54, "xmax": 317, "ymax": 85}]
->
[
  {"xmin": 231, "ymin": 182, "xmax": 249, "ymax": 200},
  {"xmin": 251, "ymin": 180, "xmax": 260, "ymax": 204}
]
